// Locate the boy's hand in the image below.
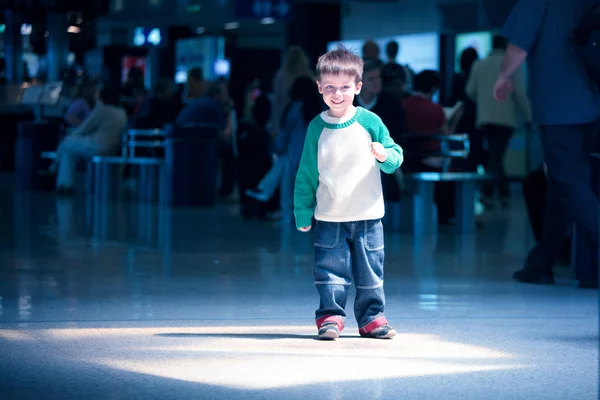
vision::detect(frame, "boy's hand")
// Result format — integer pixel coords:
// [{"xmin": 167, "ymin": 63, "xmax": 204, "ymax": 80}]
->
[
  {"xmin": 299, "ymin": 226, "xmax": 311, "ymax": 232},
  {"xmin": 371, "ymin": 142, "xmax": 387, "ymax": 163}
]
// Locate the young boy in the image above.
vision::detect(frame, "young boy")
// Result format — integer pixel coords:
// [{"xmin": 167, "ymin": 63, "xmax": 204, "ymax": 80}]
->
[{"xmin": 294, "ymin": 44, "xmax": 404, "ymax": 340}]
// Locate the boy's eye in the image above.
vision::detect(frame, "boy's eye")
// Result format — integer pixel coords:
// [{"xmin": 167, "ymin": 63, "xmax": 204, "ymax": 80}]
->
[
  {"xmin": 342, "ymin": 86, "xmax": 350, "ymax": 89},
  {"xmin": 326, "ymin": 85, "xmax": 334, "ymax": 89}
]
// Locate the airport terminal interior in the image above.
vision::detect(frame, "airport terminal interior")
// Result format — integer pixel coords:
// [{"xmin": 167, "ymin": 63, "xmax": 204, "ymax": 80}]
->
[{"xmin": 0, "ymin": 0, "xmax": 598, "ymax": 399}]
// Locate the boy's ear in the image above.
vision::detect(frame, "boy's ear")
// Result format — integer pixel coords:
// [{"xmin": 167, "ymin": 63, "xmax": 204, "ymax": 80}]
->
[
  {"xmin": 316, "ymin": 81, "xmax": 323, "ymax": 94},
  {"xmin": 355, "ymin": 81, "xmax": 363, "ymax": 95}
]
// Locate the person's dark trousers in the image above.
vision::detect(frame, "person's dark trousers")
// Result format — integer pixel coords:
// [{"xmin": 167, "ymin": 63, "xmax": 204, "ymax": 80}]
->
[
  {"xmin": 481, "ymin": 124, "xmax": 514, "ymax": 200},
  {"xmin": 522, "ymin": 165, "xmax": 571, "ymax": 264},
  {"xmin": 467, "ymin": 129, "xmax": 485, "ymax": 172},
  {"xmin": 524, "ymin": 121, "xmax": 599, "ymax": 285},
  {"xmin": 217, "ymin": 138, "xmax": 236, "ymax": 198},
  {"xmin": 522, "ymin": 167, "xmax": 546, "ymax": 241}
]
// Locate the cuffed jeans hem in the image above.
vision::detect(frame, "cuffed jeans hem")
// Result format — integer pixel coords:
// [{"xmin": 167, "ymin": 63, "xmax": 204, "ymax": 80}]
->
[
  {"xmin": 358, "ymin": 316, "xmax": 388, "ymax": 335},
  {"xmin": 316, "ymin": 315, "xmax": 345, "ymax": 332}
]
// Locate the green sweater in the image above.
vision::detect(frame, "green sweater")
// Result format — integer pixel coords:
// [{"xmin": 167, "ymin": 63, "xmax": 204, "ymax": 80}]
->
[{"xmin": 293, "ymin": 106, "xmax": 403, "ymax": 230}]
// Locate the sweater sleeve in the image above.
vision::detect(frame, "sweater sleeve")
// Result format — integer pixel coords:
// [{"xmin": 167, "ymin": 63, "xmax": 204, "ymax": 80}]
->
[
  {"xmin": 358, "ymin": 109, "xmax": 403, "ymax": 174},
  {"xmin": 293, "ymin": 117, "xmax": 322, "ymax": 230}
]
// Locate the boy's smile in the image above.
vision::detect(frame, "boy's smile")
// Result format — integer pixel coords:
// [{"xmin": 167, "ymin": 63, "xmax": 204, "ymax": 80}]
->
[{"xmin": 317, "ymin": 74, "xmax": 362, "ymax": 118}]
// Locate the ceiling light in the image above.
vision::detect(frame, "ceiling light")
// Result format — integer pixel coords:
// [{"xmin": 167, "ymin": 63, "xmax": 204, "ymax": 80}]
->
[
  {"xmin": 260, "ymin": 17, "xmax": 275, "ymax": 24},
  {"xmin": 224, "ymin": 21, "xmax": 239, "ymax": 30},
  {"xmin": 20, "ymin": 24, "xmax": 32, "ymax": 35},
  {"xmin": 67, "ymin": 26, "xmax": 81, "ymax": 33},
  {"xmin": 76, "ymin": 17, "xmax": 83, "ymax": 24}
]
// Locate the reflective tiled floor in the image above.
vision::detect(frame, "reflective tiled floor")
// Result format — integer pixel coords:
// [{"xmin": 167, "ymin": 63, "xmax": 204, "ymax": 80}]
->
[{"xmin": 0, "ymin": 182, "xmax": 597, "ymax": 399}]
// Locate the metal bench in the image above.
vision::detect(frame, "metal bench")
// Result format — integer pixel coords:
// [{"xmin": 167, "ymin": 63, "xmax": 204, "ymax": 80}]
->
[
  {"xmin": 87, "ymin": 156, "xmax": 165, "ymax": 203},
  {"xmin": 122, "ymin": 129, "xmax": 166, "ymax": 158},
  {"xmin": 402, "ymin": 172, "xmax": 491, "ymax": 234},
  {"xmin": 391, "ymin": 133, "xmax": 485, "ymax": 234},
  {"xmin": 402, "ymin": 133, "xmax": 470, "ymax": 173}
]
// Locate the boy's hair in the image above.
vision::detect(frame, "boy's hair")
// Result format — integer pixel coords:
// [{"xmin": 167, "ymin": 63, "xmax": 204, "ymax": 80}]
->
[{"xmin": 316, "ymin": 44, "xmax": 364, "ymax": 83}]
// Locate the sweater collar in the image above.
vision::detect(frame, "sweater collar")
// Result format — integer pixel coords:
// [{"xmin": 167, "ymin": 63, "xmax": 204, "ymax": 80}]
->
[{"xmin": 318, "ymin": 106, "xmax": 363, "ymax": 129}]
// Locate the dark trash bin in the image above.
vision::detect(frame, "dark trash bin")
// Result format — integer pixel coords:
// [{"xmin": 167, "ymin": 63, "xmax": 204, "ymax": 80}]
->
[{"xmin": 15, "ymin": 120, "xmax": 62, "ymax": 191}]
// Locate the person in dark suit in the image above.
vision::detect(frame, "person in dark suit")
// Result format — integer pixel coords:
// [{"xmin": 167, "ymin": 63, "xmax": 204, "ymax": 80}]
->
[{"xmin": 496, "ymin": 0, "xmax": 600, "ymax": 289}]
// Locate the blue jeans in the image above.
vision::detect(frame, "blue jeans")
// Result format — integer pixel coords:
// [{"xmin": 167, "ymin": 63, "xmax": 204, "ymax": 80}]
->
[{"xmin": 313, "ymin": 219, "xmax": 389, "ymax": 334}]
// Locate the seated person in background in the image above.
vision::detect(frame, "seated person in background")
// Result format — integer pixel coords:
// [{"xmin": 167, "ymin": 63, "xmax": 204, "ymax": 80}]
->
[
  {"xmin": 381, "ymin": 62, "xmax": 408, "ymax": 101},
  {"xmin": 183, "ymin": 67, "xmax": 206, "ymax": 103},
  {"xmin": 402, "ymin": 70, "xmax": 446, "ymax": 135},
  {"xmin": 64, "ymin": 82, "xmax": 97, "ymax": 127},
  {"xmin": 131, "ymin": 78, "xmax": 178, "ymax": 129},
  {"xmin": 175, "ymin": 81, "xmax": 236, "ymax": 198},
  {"xmin": 402, "ymin": 70, "xmax": 459, "ymax": 224},
  {"xmin": 176, "ymin": 80, "xmax": 227, "ymax": 128},
  {"xmin": 53, "ymin": 84, "xmax": 128, "ymax": 194},
  {"xmin": 402, "ymin": 69, "xmax": 463, "ymax": 170}
]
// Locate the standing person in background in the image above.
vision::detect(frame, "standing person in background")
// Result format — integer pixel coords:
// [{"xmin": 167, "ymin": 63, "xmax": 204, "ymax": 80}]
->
[
  {"xmin": 382, "ymin": 40, "xmax": 413, "ymax": 94},
  {"xmin": 447, "ymin": 47, "xmax": 480, "ymax": 171},
  {"xmin": 497, "ymin": 0, "xmax": 600, "ymax": 289},
  {"xmin": 362, "ymin": 40, "xmax": 381, "ymax": 62},
  {"xmin": 270, "ymin": 46, "xmax": 314, "ymax": 135},
  {"xmin": 467, "ymin": 35, "xmax": 532, "ymax": 209}
]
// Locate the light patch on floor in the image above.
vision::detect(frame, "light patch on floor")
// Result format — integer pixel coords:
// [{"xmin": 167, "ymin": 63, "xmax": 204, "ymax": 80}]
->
[{"xmin": 94, "ymin": 356, "xmax": 525, "ymax": 390}]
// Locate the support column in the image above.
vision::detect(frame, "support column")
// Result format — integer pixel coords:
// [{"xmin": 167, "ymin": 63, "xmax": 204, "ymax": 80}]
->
[
  {"xmin": 285, "ymin": 3, "xmax": 341, "ymax": 67},
  {"xmin": 46, "ymin": 12, "xmax": 70, "ymax": 82},
  {"xmin": 4, "ymin": 10, "xmax": 23, "ymax": 83},
  {"xmin": 147, "ymin": 47, "xmax": 159, "ymax": 91}
]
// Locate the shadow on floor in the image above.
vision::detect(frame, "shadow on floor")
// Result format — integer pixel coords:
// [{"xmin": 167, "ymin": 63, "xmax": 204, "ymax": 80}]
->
[{"xmin": 154, "ymin": 332, "xmax": 358, "ymax": 341}]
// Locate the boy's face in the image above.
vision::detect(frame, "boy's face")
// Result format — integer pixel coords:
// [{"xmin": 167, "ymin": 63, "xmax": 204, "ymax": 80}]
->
[{"xmin": 317, "ymin": 74, "xmax": 362, "ymax": 118}]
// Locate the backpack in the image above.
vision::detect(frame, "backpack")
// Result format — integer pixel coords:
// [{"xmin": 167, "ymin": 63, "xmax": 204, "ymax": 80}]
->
[{"xmin": 573, "ymin": 0, "xmax": 600, "ymax": 86}]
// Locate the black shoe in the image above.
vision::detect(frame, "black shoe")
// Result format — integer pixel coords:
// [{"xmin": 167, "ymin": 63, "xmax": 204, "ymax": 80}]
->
[
  {"xmin": 578, "ymin": 279, "xmax": 599, "ymax": 290},
  {"xmin": 512, "ymin": 267, "xmax": 555, "ymax": 285},
  {"xmin": 55, "ymin": 186, "xmax": 75, "ymax": 196},
  {"xmin": 557, "ymin": 254, "xmax": 571, "ymax": 267}
]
